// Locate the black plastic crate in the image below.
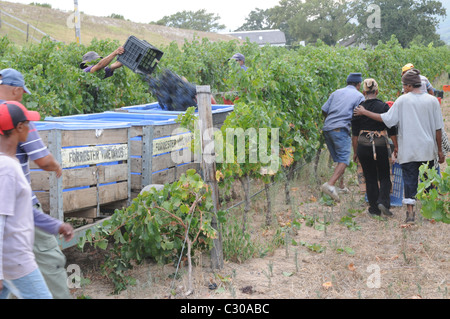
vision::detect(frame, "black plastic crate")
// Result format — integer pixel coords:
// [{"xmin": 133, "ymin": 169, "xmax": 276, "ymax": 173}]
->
[
  {"xmin": 118, "ymin": 36, "xmax": 164, "ymax": 75},
  {"xmin": 434, "ymin": 90, "xmax": 444, "ymax": 99}
]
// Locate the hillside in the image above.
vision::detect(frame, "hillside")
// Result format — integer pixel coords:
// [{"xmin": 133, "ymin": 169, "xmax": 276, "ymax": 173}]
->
[{"xmin": 0, "ymin": 1, "xmax": 237, "ymax": 47}]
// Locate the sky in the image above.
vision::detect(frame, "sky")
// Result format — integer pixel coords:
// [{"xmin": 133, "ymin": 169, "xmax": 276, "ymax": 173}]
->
[{"xmin": 8, "ymin": 0, "xmax": 282, "ymax": 32}]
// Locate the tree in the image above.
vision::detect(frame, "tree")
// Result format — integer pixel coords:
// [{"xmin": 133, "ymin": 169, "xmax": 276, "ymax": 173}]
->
[
  {"xmin": 152, "ymin": 9, "xmax": 226, "ymax": 32},
  {"xmin": 108, "ymin": 13, "xmax": 125, "ymax": 20},
  {"xmin": 352, "ymin": 0, "xmax": 447, "ymax": 47},
  {"xmin": 257, "ymin": 0, "xmax": 356, "ymax": 45},
  {"xmin": 287, "ymin": 0, "xmax": 356, "ymax": 45},
  {"xmin": 235, "ymin": 8, "xmax": 275, "ymax": 31}
]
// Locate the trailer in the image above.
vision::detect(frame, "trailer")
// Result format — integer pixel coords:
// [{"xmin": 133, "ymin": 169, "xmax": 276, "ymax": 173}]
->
[{"xmin": 31, "ymin": 102, "xmax": 233, "ymax": 249}]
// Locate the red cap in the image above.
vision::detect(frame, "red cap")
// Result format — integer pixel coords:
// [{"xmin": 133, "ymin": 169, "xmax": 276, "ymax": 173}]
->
[{"xmin": 0, "ymin": 101, "xmax": 40, "ymax": 135}]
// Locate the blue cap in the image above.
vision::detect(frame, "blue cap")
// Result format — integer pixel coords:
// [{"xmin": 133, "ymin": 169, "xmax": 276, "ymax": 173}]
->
[
  {"xmin": 0, "ymin": 68, "xmax": 31, "ymax": 94},
  {"xmin": 347, "ymin": 72, "xmax": 363, "ymax": 84}
]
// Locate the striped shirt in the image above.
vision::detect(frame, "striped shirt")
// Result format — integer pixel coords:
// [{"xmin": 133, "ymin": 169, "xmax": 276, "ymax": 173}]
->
[{"xmin": 16, "ymin": 122, "xmax": 50, "ymax": 206}]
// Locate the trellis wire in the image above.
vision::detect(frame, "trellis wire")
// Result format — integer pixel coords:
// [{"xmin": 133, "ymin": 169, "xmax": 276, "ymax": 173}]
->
[{"xmin": 169, "ymin": 149, "xmax": 322, "ymax": 292}]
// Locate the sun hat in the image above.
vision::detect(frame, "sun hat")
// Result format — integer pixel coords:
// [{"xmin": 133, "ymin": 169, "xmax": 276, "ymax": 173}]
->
[
  {"xmin": 402, "ymin": 63, "xmax": 414, "ymax": 74},
  {"xmin": 0, "ymin": 68, "xmax": 31, "ymax": 94},
  {"xmin": 82, "ymin": 51, "xmax": 102, "ymax": 64},
  {"xmin": 80, "ymin": 51, "xmax": 103, "ymax": 69},
  {"xmin": 0, "ymin": 101, "xmax": 40, "ymax": 135}
]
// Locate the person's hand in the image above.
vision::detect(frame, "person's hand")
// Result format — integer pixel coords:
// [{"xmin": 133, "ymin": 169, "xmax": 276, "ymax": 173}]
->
[
  {"xmin": 438, "ymin": 151, "xmax": 445, "ymax": 164},
  {"xmin": 354, "ymin": 105, "xmax": 366, "ymax": 117},
  {"xmin": 59, "ymin": 223, "xmax": 74, "ymax": 242},
  {"xmin": 115, "ymin": 46, "xmax": 125, "ymax": 56},
  {"xmin": 353, "ymin": 153, "xmax": 358, "ymax": 163},
  {"xmin": 0, "ymin": 280, "xmax": 3, "ymax": 292},
  {"xmin": 55, "ymin": 165, "xmax": 63, "ymax": 179},
  {"xmin": 392, "ymin": 147, "xmax": 398, "ymax": 163}
]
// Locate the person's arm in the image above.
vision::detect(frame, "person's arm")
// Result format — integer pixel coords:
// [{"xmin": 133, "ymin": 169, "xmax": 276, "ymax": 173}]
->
[
  {"xmin": 321, "ymin": 94, "xmax": 333, "ymax": 119},
  {"xmin": 90, "ymin": 47, "xmax": 124, "ymax": 73},
  {"xmin": 33, "ymin": 206, "xmax": 62, "ymax": 235},
  {"xmin": 109, "ymin": 61, "xmax": 123, "ymax": 71},
  {"xmin": 390, "ymin": 135, "xmax": 399, "ymax": 160},
  {"xmin": 436, "ymin": 129, "xmax": 445, "ymax": 164},
  {"xmin": 0, "ymin": 214, "xmax": 6, "ymax": 291},
  {"xmin": 354, "ymin": 105, "xmax": 383, "ymax": 122},
  {"xmin": 426, "ymin": 79, "xmax": 434, "ymax": 95},
  {"xmin": 34, "ymin": 154, "xmax": 62, "ymax": 178},
  {"xmin": 352, "ymin": 136, "xmax": 359, "ymax": 163}
]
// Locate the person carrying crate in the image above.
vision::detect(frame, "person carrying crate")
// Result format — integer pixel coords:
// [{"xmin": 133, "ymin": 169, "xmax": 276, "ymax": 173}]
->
[{"xmin": 80, "ymin": 46, "xmax": 125, "ymax": 79}]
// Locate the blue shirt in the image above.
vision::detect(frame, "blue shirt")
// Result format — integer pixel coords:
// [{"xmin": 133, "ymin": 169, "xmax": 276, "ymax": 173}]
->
[{"xmin": 322, "ymin": 85, "xmax": 365, "ymax": 133}]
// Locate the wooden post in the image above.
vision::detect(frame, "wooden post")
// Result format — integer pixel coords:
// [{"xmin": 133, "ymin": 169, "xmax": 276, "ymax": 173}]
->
[
  {"xmin": 74, "ymin": 0, "xmax": 81, "ymax": 44},
  {"xmin": 48, "ymin": 130, "xmax": 64, "ymax": 221},
  {"xmin": 196, "ymin": 85, "xmax": 223, "ymax": 270}
]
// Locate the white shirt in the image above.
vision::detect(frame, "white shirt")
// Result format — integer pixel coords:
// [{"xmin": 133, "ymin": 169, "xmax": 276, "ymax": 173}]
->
[
  {"xmin": 0, "ymin": 154, "xmax": 37, "ymax": 281},
  {"xmin": 381, "ymin": 92, "xmax": 444, "ymax": 164}
]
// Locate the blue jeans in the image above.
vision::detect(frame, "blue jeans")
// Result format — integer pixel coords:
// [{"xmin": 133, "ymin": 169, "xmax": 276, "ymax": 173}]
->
[
  {"xmin": 401, "ymin": 161, "xmax": 435, "ymax": 205},
  {"xmin": 323, "ymin": 129, "xmax": 351, "ymax": 166},
  {"xmin": 0, "ymin": 268, "xmax": 53, "ymax": 299}
]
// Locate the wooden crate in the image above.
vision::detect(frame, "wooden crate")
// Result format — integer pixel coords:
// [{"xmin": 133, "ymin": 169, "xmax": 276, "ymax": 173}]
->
[
  {"xmin": 31, "ymin": 106, "xmax": 232, "ymax": 219},
  {"xmin": 30, "ymin": 127, "xmax": 131, "ymax": 220},
  {"xmin": 129, "ymin": 111, "xmax": 230, "ymax": 199},
  {"xmin": 129, "ymin": 122, "xmax": 198, "ymax": 199}
]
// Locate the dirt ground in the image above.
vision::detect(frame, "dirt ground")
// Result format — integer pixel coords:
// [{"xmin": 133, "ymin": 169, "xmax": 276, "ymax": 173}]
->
[{"xmin": 65, "ymin": 88, "xmax": 450, "ymax": 300}]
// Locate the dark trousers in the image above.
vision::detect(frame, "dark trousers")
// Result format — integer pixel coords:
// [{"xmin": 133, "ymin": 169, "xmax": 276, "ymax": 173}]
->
[
  {"xmin": 357, "ymin": 143, "xmax": 392, "ymax": 212},
  {"xmin": 401, "ymin": 161, "xmax": 435, "ymax": 201}
]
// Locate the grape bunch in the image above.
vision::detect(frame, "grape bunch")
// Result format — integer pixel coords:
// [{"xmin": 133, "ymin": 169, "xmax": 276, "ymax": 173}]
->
[{"xmin": 146, "ymin": 69, "xmax": 197, "ymax": 111}]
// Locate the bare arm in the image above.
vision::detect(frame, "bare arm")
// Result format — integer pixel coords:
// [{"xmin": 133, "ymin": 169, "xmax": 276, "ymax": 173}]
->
[
  {"xmin": 34, "ymin": 154, "xmax": 62, "ymax": 178},
  {"xmin": 436, "ymin": 129, "xmax": 445, "ymax": 164},
  {"xmin": 109, "ymin": 61, "xmax": 123, "ymax": 71},
  {"xmin": 353, "ymin": 105, "xmax": 383, "ymax": 122},
  {"xmin": 390, "ymin": 135, "xmax": 399, "ymax": 160},
  {"xmin": 90, "ymin": 47, "xmax": 124, "ymax": 73}
]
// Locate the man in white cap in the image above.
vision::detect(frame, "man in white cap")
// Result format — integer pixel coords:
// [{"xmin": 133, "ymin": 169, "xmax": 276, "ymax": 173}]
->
[
  {"xmin": 230, "ymin": 53, "xmax": 248, "ymax": 71},
  {"xmin": 0, "ymin": 68, "xmax": 74, "ymax": 298}
]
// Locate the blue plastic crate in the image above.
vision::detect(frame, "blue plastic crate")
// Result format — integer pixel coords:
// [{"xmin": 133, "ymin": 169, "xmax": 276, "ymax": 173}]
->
[
  {"xmin": 364, "ymin": 162, "xmax": 404, "ymax": 207},
  {"xmin": 118, "ymin": 36, "xmax": 164, "ymax": 75},
  {"xmin": 390, "ymin": 162, "xmax": 404, "ymax": 207}
]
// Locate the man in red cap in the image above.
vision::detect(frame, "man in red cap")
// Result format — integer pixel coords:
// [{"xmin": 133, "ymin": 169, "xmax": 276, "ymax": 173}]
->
[{"xmin": 0, "ymin": 101, "xmax": 54, "ymax": 299}]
